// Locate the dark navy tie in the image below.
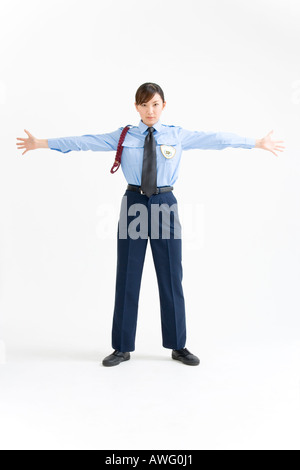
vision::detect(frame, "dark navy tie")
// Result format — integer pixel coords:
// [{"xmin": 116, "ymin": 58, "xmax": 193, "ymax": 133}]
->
[{"xmin": 141, "ymin": 127, "xmax": 157, "ymax": 197}]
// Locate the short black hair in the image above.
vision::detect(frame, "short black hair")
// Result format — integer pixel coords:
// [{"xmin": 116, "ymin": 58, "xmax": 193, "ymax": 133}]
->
[{"xmin": 135, "ymin": 82, "xmax": 165, "ymax": 105}]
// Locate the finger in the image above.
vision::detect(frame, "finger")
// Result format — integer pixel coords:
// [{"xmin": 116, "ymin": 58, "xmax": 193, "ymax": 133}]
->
[
  {"xmin": 24, "ymin": 129, "xmax": 32, "ymax": 137},
  {"xmin": 16, "ymin": 137, "xmax": 25, "ymax": 141},
  {"xmin": 267, "ymin": 130, "xmax": 274, "ymax": 135},
  {"xmin": 22, "ymin": 150, "xmax": 27, "ymax": 155},
  {"xmin": 274, "ymin": 140, "xmax": 284, "ymax": 143}
]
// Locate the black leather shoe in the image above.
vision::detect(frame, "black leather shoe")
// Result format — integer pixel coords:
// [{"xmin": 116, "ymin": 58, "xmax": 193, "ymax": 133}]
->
[
  {"xmin": 172, "ymin": 347, "xmax": 200, "ymax": 366},
  {"xmin": 102, "ymin": 350, "xmax": 130, "ymax": 367}
]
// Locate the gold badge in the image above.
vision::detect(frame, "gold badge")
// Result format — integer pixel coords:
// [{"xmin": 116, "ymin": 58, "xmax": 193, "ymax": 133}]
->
[{"xmin": 160, "ymin": 144, "xmax": 176, "ymax": 159}]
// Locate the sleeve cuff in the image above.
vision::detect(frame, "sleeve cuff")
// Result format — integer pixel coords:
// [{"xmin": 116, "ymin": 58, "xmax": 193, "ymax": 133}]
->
[
  {"xmin": 47, "ymin": 138, "xmax": 71, "ymax": 153},
  {"xmin": 245, "ymin": 137, "xmax": 256, "ymax": 148},
  {"xmin": 47, "ymin": 138, "xmax": 59, "ymax": 150}
]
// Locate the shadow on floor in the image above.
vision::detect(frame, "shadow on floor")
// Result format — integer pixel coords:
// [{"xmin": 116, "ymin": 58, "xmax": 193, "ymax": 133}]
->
[{"xmin": 6, "ymin": 347, "xmax": 171, "ymax": 363}]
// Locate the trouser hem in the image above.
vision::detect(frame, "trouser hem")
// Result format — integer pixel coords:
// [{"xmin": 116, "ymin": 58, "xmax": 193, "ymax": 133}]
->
[
  {"xmin": 112, "ymin": 345, "xmax": 135, "ymax": 353},
  {"xmin": 163, "ymin": 344, "xmax": 186, "ymax": 350}
]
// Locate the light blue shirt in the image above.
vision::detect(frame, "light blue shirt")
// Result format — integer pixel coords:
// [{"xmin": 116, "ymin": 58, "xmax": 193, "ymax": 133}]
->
[{"xmin": 48, "ymin": 119, "xmax": 256, "ymax": 186}]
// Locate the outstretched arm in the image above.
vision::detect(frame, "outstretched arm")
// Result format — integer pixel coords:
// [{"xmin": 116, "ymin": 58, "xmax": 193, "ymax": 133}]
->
[
  {"xmin": 16, "ymin": 128, "xmax": 123, "ymax": 155},
  {"xmin": 179, "ymin": 127, "xmax": 285, "ymax": 157}
]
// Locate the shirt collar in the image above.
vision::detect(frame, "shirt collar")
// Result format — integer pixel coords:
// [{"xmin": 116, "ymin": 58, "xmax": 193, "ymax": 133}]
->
[{"xmin": 138, "ymin": 118, "xmax": 163, "ymax": 134}]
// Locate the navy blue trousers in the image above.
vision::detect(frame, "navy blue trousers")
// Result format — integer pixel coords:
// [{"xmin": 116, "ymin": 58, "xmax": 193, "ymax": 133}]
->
[{"xmin": 111, "ymin": 186, "xmax": 187, "ymax": 352}]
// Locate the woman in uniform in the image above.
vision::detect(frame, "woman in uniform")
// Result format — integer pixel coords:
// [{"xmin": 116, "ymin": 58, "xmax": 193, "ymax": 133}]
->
[{"xmin": 16, "ymin": 82, "xmax": 285, "ymax": 367}]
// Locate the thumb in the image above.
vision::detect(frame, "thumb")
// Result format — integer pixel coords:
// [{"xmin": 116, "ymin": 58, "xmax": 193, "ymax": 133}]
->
[
  {"xmin": 267, "ymin": 129, "xmax": 274, "ymax": 135},
  {"xmin": 24, "ymin": 129, "xmax": 32, "ymax": 137}
]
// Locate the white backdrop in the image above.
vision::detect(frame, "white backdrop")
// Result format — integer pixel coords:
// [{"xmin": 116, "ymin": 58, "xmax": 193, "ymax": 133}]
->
[{"xmin": 0, "ymin": 0, "xmax": 299, "ymax": 450}]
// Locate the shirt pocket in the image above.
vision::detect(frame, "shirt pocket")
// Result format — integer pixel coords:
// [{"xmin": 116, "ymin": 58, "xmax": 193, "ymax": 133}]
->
[
  {"xmin": 156, "ymin": 138, "xmax": 180, "ymax": 164},
  {"xmin": 121, "ymin": 136, "xmax": 144, "ymax": 165}
]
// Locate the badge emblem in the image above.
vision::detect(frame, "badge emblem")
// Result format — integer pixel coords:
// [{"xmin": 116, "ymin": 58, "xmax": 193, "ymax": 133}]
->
[{"xmin": 160, "ymin": 145, "xmax": 176, "ymax": 159}]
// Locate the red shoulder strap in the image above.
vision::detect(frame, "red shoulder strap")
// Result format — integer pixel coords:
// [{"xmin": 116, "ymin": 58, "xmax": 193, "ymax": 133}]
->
[{"xmin": 110, "ymin": 125, "xmax": 132, "ymax": 174}]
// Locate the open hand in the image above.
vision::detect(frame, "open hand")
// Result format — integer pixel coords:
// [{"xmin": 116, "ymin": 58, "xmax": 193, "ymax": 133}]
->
[
  {"xmin": 256, "ymin": 130, "xmax": 285, "ymax": 157},
  {"xmin": 16, "ymin": 129, "xmax": 38, "ymax": 155}
]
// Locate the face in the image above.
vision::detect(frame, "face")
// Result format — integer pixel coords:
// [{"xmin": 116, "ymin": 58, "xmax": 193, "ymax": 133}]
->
[{"xmin": 135, "ymin": 93, "xmax": 166, "ymax": 127}]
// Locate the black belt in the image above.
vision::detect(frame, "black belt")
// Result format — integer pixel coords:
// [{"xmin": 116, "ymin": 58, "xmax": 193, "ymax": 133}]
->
[{"xmin": 127, "ymin": 184, "xmax": 173, "ymax": 195}]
